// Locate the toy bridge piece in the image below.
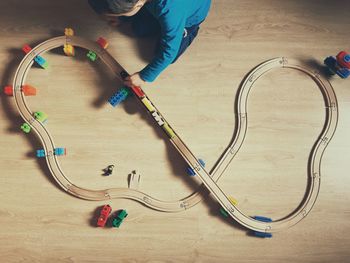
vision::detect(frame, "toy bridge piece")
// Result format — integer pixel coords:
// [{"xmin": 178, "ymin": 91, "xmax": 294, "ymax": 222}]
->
[
  {"xmin": 22, "ymin": 44, "xmax": 48, "ymax": 69},
  {"xmin": 63, "ymin": 28, "xmax": 75, "ymax": 56}
]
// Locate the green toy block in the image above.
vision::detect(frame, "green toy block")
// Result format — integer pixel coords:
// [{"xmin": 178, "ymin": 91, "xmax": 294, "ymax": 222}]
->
[
  {"xmin": 219, "ymin": 207, "xmax": 229, "ymax": 218},
  {"xmin": 34, "ymin": 111, "xmax": 48, "ymax": 123},
  {"xmin": 20, "ymin": 123, "xmax": 31, "ymax": 133},
  {"xmin": 41, "ymin": 61, "xmax": 49, "ymax": 69},
  {"xmin": 87, "ymin": 51, "xmax": 97, "ymax": 62}
]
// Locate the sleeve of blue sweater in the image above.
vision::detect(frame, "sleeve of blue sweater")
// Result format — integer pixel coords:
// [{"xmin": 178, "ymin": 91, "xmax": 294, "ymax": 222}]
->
[{"xmin": 139, "ymin": 4, "xmax": 186, "ymax": 82}]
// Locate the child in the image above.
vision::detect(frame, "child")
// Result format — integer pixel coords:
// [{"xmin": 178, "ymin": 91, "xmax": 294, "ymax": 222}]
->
[{"xmin": 88, "ymin": 0, "xmax": 211, "ymax": 87}]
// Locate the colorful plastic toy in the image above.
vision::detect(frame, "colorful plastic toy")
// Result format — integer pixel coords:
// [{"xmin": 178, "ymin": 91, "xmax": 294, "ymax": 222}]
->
[
  {"xmin": 3, "ymin": 85, "xmax": 36, "ymax": 96},
  {"xmin": 34, "ymin": 111, "xmax": 48, "ymax": 123},
  {"xmin": 251, "ymin": 216, "xmax": 273, "ymax": 238},
  {"xmin": 20, "ymin": 123, "xmax": 31, "ymax": 133},
  {"xmin": 54, "ymin": 148, "xmax": 66, "ymax": 156},
  {"xmin": 22, "ymin": 44, "xmax": 48, "ymax": 69},
  {"xmin": 63, "ymin": 44, "xmax": 75, "ymax": 57},
  {"xmin": 187, "ymin": 158, "xmax": 205, "ymax": 176},
  {"xmin": 34, "ymin": 56, "xmax": 49, "ymax": 69},
  {"xmin": 103, "ymin": 165, "xmax": 114, "ymax": 176},
  {"xmin": 87, "ymin": 50, "xmax": 97, "ymax": 62},
  {"xmin": 97, "ymin": 37, "xmax": 109, "ymax": 49},
  {"xmin": 63, "ymin": 28, "xmax": 75, "ymax": 56},
  {"xmin": 97, "ymin": 204, "xmax": 112, "ymax": 227},
  {"xmin": 219, "ymin": 196, "xmax": 238, "ymax": 218},
  {"xmin": 336, "ymin": 51, "xmax": 350, "ymax": 69},
  {"xmin": 64, "ymin": 27, "xmax": 74, "ymax": 36},
  {"xmin": 22, "ymin": 44, "xmax": 32, "ymax": 54},
  {"xmin": 219, "ymin": 207, "xmax": 229, "ymax": 218},
  {"xmin": 112, "ymin": 209, "xmax": 128, "ymax": 228},
  {"xmin": 36, "ymin": 149, "xmax": 46, "ymax": 158},
  {"xmin": 3, "ymin": 86, "xmax": 13, "ymax": 96},
  {"xmin": 324, "ymin": 51, "xmax": 350, "ymax": 79},
  {"xmin": 108, "ymin": 87, "xmax": 131, "ymax": 107}
]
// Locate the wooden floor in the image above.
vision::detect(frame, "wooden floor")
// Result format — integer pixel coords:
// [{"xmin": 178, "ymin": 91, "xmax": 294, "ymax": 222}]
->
[{"xmin": 0, "ymin": 0, "xmax": 349, "ymax": 262}]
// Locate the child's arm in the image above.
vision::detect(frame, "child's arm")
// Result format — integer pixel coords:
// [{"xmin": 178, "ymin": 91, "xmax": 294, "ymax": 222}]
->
[{"xmin": 124, "ymin": 7, "xmax": 186, "ymax": 87}]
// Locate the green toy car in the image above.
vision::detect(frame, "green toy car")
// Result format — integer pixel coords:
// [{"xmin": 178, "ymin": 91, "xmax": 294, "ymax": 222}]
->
[{"xmin": 112, "ymin": 209, "xmax": 128, "ymax": 228}]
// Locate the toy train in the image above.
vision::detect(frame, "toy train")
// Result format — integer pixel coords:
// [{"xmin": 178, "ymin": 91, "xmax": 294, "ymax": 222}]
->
[{"xmin": 324, "ymin": 51, "xmax": 350, "ymax": 78}]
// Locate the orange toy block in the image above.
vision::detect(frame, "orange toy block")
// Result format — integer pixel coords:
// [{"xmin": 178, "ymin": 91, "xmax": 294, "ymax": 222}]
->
[{"xmin": 22, "ymin": 85, "xmax": 37, "ymax": 96}]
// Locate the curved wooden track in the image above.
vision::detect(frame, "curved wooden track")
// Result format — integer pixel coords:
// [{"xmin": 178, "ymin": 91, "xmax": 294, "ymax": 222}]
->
[{"xmin": 12, "ymin": 36, "xmax": 338, "ymax": 232}]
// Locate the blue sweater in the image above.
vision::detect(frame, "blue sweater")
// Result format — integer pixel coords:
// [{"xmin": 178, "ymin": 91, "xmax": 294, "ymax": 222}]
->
[{"xmin": 139, "ymin": 0, "xmax": 211, "ymax": 82}]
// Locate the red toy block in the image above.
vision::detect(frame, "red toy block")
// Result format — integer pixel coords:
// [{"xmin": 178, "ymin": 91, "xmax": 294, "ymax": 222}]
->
[
  {"xmin": 3, "ymin": 85, "xmax": 13, "ymax": 96},
  {"xmin": 131, "ymin": 86, "xmax": 145, "ymax": 98},
  {"xmin": 22, "ymin": 44, "xmax": 32, "ymax": 54},
  {"xmin": 97, "ymin": 37, "xmax": 109, "ymax": 49},
  {"xmin": 97, "ymin": 205, "xmax": 112, "ymax": 227},
  {"xmin": 22, "ymin": 85, "xmax": 37, "ymax": 96},
  {"xmin": 336, "ymin": 51, "xmax": 350, "ymax": 69}
]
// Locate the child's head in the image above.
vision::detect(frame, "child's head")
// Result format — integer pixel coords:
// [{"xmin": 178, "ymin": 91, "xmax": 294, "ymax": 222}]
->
[{"xmin": 88, "ymin": 0, "xmax": 147, "ymax": 17}]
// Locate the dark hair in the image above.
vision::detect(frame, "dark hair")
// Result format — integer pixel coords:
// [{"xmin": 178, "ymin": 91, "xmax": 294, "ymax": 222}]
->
[{"xmin": 107, "ymin": 0, "xmax": 140, "ymax": 14}]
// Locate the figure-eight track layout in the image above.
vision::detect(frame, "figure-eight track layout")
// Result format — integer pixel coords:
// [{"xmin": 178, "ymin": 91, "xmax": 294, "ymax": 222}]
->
[{"xmin": 12, "ymin": 35, "xmax": 338, "ymax": 234}]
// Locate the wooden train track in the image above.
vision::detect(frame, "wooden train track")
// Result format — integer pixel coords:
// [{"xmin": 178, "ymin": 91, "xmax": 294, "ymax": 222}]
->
[{"xmin": 12, "ymin": 36, "xmax": 338, "ymax": 233}]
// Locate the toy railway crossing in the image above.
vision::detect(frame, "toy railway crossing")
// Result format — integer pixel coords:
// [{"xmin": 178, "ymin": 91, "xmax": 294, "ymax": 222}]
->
[{"xmin": 12, "ymin": 34, "xmax": 338, "ymax": 233}]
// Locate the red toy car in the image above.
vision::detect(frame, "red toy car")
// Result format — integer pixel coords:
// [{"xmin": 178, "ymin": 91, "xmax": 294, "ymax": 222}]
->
[{"xmin": 97, "ymin": 205, "xmax": 112, "ymax": 227}]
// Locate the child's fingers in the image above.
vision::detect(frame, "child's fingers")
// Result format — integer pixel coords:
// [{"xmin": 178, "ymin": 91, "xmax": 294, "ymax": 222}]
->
[{"xmin": 123, "ymin": 80, "xmax": 132, "ymax": 87}]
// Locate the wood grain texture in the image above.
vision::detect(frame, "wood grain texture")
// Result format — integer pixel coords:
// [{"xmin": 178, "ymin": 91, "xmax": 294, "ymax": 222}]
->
[{"xmin": 0, "ymin": 0, "xmax": 349, "ymax": 262}]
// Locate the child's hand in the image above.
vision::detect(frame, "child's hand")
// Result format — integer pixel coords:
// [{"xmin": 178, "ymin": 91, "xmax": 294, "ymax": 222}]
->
[{"xmin": 124, "ymin": 73, "xmax": 146, "ymax": 87}]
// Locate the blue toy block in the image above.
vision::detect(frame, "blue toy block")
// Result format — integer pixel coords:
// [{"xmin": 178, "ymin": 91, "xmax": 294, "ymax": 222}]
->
[
  {"xmin": 251, "ymin": 215, "xmax": 273, "ymax": 238},
  {"xmin": 186, "ymin": 167, "xmax": 196, "ymax": 176},
  {"xmin": 324, "ymin": 56, "xmax": 337, "ymax": 74},
  {"xmin": 337, "ymin": 68, "xmax": 350, "ymax": 79},
  {"xmin": 108, "ymin": 87, "xmax": 130, "ymax": 107},
  {"xmin": 252, "ymin": 216, "xmax": 273, "ymax": 222},
  {"xmin": 187, "ymin": 158, "xmax": 205, "ymax": 176},
  {"xmin": 253, "ymin": 231, "xmax": 273, "ymax": 238},
  {"xmin": 36, "ymin": 149, "xmax": 46, "ymax": 158},
  {"xmin": 34, "ymin": 55, "xmax": 48, "ymax": 69},
  {"xmin": 54, "ymin": 148, "xmax": 66, "ymax": 156}
]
